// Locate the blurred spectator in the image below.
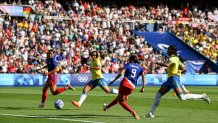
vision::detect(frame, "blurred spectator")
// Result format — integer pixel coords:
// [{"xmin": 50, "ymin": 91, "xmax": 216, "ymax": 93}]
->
[{"xmin": 0, "ymin": 0, "xmax": 217, "ymax": 74}]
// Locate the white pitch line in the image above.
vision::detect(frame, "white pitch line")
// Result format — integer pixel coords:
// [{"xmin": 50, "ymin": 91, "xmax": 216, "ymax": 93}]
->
[{"xmin": 1, "ymin": 114, "xmax": 105, "ymax": 123}]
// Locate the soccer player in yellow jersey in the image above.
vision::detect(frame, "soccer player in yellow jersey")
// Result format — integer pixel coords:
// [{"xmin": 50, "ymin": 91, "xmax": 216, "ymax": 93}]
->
[
  {"xmin": 72, "ymin": 51, "xmax": 118, "ymax": 108},
  {"xmin": 173, "ymin": 69, "xmax": 189, "ymax": 96},
  {"xmin": 146, "ymin": 45, "xmax": 210, "ymax": 118},
  {"xmin": 172, "ymin": 56, "xmax": 189, "ymax": 96}
]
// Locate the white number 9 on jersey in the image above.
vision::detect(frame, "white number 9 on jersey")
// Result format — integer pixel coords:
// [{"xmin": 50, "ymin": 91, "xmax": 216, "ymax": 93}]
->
[{"xmin": 131, "ymin": 69, "xmax": 137, "ymax": 78}]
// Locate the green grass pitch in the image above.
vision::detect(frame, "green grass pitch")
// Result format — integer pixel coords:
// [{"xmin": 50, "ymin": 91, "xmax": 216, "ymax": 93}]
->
[{"xmin": 0, "ymin": 86, "xmax": 217, "ymax": 123}]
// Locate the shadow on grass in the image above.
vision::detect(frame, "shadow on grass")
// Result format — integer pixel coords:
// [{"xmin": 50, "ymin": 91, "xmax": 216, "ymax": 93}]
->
[
  {"xmin": 0, "ymin": 106, "xmax": 72, "ymax": 110},
  {"xmin": 0, "ymin": 107, "xmax": 32, "ymax": 110},
  {"xmin": 1, "ymin": 112, "xmax": 133, "ymax": 120},
  {"xmin": 0, "ymin": 107, "xmax": 149, "ymax": 120}
]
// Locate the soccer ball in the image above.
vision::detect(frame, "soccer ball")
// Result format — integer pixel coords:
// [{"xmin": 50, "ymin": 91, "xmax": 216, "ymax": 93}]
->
[{"xmin": 54, "ymin": 99, "xmax": 64, "ymax": 109}]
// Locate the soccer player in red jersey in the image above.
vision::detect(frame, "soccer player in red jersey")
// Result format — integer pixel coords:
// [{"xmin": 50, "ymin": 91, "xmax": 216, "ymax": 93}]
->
[
  {"xmin": 38, "ymin": 49, "xmax": 75, "ymax": 109},
  {"xmin": 103, "ymin": 55, "xmax": 146, "ymax": 120}
]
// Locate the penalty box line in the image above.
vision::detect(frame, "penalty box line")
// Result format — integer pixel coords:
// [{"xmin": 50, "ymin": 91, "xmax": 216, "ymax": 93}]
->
[{"xmin": 1, "ymin": 114, "xmax": 105, "ymax": 123}]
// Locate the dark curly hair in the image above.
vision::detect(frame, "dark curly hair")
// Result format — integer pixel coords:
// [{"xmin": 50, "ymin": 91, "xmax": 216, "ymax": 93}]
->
[
  {"xmin": 167, "ymin": 45, "xmax": 177, "ymax": 55},
  {"xmin": 129, "ymin": 55, "xmax": 139, "ymax": 63}
]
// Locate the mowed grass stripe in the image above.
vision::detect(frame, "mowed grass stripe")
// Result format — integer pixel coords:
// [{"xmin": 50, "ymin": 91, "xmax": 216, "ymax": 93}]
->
[
  {"xmin": 0, "ymin": 114, "xmax": 105, "ymax": 123},
  {"xmin": 0, "ymin": 86, "xmax": 217, "ymax": 99},
  {"xmin": 0, "ymin": 87, "xmax": 218, "ymax": 123}
]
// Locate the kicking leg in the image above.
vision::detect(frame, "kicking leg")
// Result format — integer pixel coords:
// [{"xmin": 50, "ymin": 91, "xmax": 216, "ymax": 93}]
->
[
  {"xmin": 103, "ymin": 81, "xmax": 122, "ymax": 111},
  {"xmin": 103, "ymin": 96, "xmax": 119, "ymax": 111},
  {"xmin": 72, "ymin": 84, "xmax": 93, "ymax": 108},
  {"xmin": 118, "ymin": 92, "xmax": 139, "ymax": 120},
  {"xmin": 50, "ymin": 84, "xmax": 68, "ymax": 95}
]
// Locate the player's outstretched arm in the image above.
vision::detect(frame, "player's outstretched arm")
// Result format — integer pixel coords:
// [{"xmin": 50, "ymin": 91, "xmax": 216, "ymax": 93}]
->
[
  {"xmin": 140, "ymin": 72, "xmax": 146, "ymax": 92},
  {"xmin": 45, "ymin": 66, "xmax": 59, "ymax": 76},
  {"xmin": 109, "ymin": 69, "xmax": 125, "ymax": 85},
  {"xmin": 155, "ymin": 62, "xmax": 169, "ymax": 67},
  {"xmin": 36, "ymin": 65, "xmax": 47, "ymax": 71}
]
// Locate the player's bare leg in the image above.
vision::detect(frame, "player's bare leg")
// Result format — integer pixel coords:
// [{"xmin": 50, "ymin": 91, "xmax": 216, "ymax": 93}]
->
[
  {"xmin": 39, "ymin": 82, "xmax": 50, "ymax": 109},
  {"xmin": 66, "ymin": 84, "xmax": 76, "ymax": 91},
  {"xmin": 101, "ymin": 85, "xmax": 118, "ymax": 94},
  {"xmin": 71, "ymin": 101, "xmax": 81, "ymax": 108},
  {"xmin": 132, "ymin": 110, "xmax": 140, "ymax": 120},
  {"xmin": 72, "ymin": 84, "xmax": 93, "ymax": 108}
]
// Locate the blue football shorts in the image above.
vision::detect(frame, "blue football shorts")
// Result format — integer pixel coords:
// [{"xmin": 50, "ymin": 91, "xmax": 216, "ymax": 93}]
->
[
  {"xmin": 161, "ymin": 75, "xmax": 182, "ymax": 91},
  {"xmin": 87, "ymin": 78, "xmax": 107, "ymax": 88}
]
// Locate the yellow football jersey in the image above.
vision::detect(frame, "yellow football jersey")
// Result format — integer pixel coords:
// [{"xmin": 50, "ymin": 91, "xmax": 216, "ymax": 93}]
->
[
  {"xmin": 167, "ymin": 55, "xmax": 185, "ymax": 78},
  {"xmin": 91, "ymin": 58, "xmax": 103, "ymax": 80}
]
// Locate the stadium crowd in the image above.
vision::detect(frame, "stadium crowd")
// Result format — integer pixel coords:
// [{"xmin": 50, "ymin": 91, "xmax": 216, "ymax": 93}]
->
[{"xmin": 0, "ymin": 0, "xmax": 217, "ymax": 74}]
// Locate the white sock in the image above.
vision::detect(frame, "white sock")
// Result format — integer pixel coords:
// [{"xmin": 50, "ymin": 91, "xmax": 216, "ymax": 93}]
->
[
  {"xmin": 78, "ymin": 93, "xmax": 87, "ymax": 105},
  {"xmin": 150, "ymin": 92, "xmax": 162, "ymax": 113},
  {"xmin": 181, "ymin": 85, "xmax": 188, "ymax": 93},
  {"xmin": 110, "ymin": 88, "xmax": 118, "ymax": 94},
  {"xmin": 180, "ymin": 94, "xmax": 203, "ymax": 100}
]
